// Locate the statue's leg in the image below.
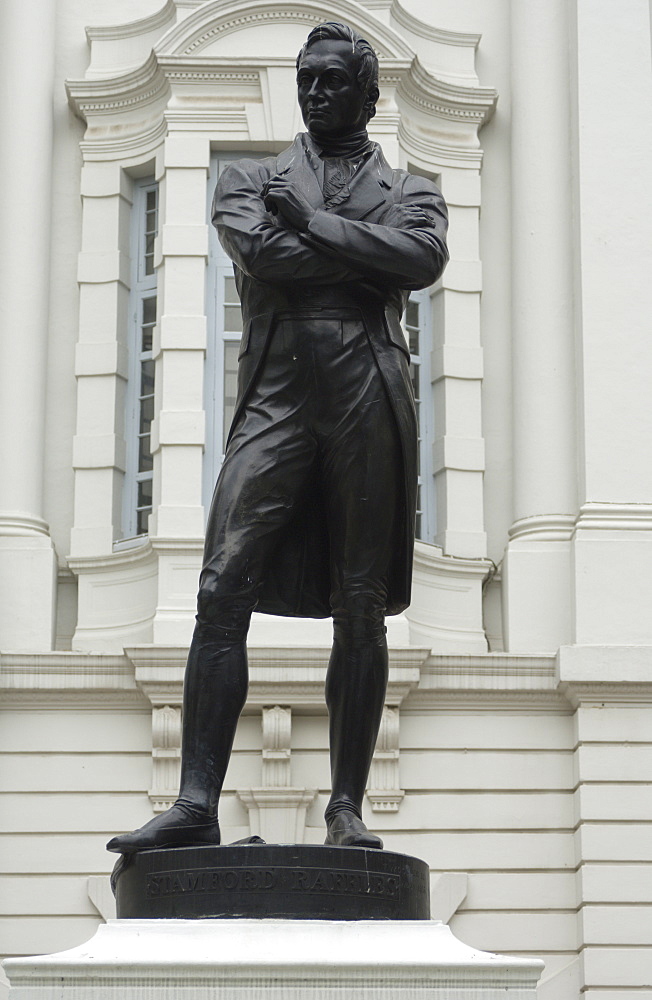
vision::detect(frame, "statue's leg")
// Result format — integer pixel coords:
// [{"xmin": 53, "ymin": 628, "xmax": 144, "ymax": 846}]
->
[
  {"xmin": 324, "ymin": 600, "xmax": 388, "ymax": 849},
  {"xmin": 176, "ymin": 623, "xmax": 248, "ymax": 818},
  {"xmin": 318, "ymin": 317, "xmax": 402, "ymax": 849},
  {"xmin": 106, "ymin": 614, "xmax": 252, "ymax": 854},
  {"xmin": 108, "ymin": 344, "xmax": 318, "ymax": 854}
]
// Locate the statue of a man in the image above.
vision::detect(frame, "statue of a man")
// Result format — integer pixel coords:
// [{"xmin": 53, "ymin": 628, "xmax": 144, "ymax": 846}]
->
[{"xmin": 108, "ymin": 21, "xmax": 448, "ymax": 855}]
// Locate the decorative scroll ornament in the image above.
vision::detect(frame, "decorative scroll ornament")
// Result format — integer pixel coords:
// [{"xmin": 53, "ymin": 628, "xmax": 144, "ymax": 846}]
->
[
  {"xmin": 237, "ymin": 705, "xmax": 317, "ymax": 842},
  {"xmin": 367, "ymin": 705, "xmax": 405, "ymax": 812},
  {"xmin": 149, "ymin": 704, "xmax": 182, "ymax": 812}
]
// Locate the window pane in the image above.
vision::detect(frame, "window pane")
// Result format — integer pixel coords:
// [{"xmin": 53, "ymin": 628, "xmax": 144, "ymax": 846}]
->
[
  {"xmin": 137, "ymin": 507, "xmax": 150, "ymax": 536},
  {"xmin": 141, "ymin": 359, "xmax": 155, "ymax": 396},
  {"xmin": 138, "ymin": 435, "xmax": 153, "ymax": 473},
  {"xmin": 410, "ymin": 362, "xmax": 419, "ymax": 400},
  {"xmin": 141, "ymin": 296, "xmax": 156, "ymax": 351},
  {"xmin": 139, "ymin": 401, "xmax": 153, "ymax": 436},
  {"xmin": 146, "ymin": 190, "xmax": 157, "ymax": 212},
  {"xmin": 406, "ymin": 300, "xmax": 419, "ymax": 330},
  {"xmin": 140, "ymin": 395, "xmax": 154, "ymax": 426},
  {"xmin": 224, "ymin": 276, "xmax": 239, "ymax": 303},
  {"xmin": 222, "ymin": 340, "xmax": 239, "ymax": 451},
  {"xmin": 143, "ymin": 296, "xmax": 157, "ymax": 326},
  {"xmin": 224, "ymin": 305, "xmax": 242, "ymax": 331},
  {"xmin": 408, "ymin": 327, "xmax": 419, "ymax": 355},
  {"xmin": 138, "ymin": 478, "xmax": 152, "ymax": 509}
]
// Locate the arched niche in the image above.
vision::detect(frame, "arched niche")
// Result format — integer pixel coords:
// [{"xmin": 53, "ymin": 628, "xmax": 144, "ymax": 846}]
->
[
  {"xmin": 156, "ymin": 0, "xmax": 414, "ymax": 59},
  {"xmin": 66, "ymin": 0, "xmax": 497, "ymax": 655}
]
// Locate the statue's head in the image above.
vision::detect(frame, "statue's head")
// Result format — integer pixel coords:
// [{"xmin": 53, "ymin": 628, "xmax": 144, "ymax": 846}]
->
[{"xmin": 296, "ymin": 22, "xmax": 380, "ymax": 138}]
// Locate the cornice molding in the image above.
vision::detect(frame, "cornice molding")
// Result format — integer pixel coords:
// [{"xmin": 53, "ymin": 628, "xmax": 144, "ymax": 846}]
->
[
  {"xmin": 508, "ymin": 514, "xmax": 576, "ymax": 542},
  {"xmin": 85, "ymin": 0, "xmax": 177, "ymax": 43},
  {"xmin": 8, "ymin": 648, "xmax": 652, "ymax": 713},
  {"xmin": 79, "ymin": 118, "xmax": 169, "ymax": 161},
  {"xmin": 558, "ymin": 680, "xmax": 652, "ymax": 708},
  {"xmin": 68, "ymin": 538, "xmax": 155, "ymax": 573},
  {"xmin": 68, "ymin": 54, "xmax": 414, "ymax": 127},
  {"xmin": 126, "ymin": 644, "xmax": 427, "ymax": 708},
  {"xmin": 398, "ymin": 120, "xmax": 483, "ymax": 168},
  {"xmin": 149, "ymin": 536, "xmax": 204, "ymax": 552},
  {"xmin": 67, "ymin": 52, "xmax": 168, "ymax": 122},
  {"xmin": 508, "ymin": 503, "xmax": 652, "ymax": 542},
  {"xmin": 155, "ymin": 0, "xmax": 415, "ymax": 60},
  {"xmin": 157, "ymin": 54, "xmax": 262, "ymax": 81},
  {"xmin": 410, "ymin": 652, "xmax": 567, "ymax": 711},
  {"xmin": 68, "ymin": 16, "xmax": 496, "ymax": 161},
  {"xmin": 391, "ymin": 2, "xmax": 481, "ymax": 50},
  {"xmin": 508, "ymin": 505, "xmax": 652, "ymax": 545},
  {"xmin": 413, "ymin": 540, "xmax": 492, "ymax": 579},
  {"xmin": 398, "ymin": 56, "xmax": 497, "ymax": 127},
  {"xmin": 557, "ymin": 644, "xmax": 652, "ymax": 700},
  {"xmin": 574, "ymin": 502, "xmax": 652, "ymax": 533},
  {"xmin": 0, "ymin": 512, "xmax": 51, "ymax": 537},
  {"xmin": 134, "ymin": 0, "xmax": 485, "ymax": 58},
  {"xmin": 0, "ymin": 652, "xmax": 145, "ymax": 709},
  {"xmin": 421, "ymin": 651, "xmax": 557, "ymax": 678},
  {"xmin": 358, "ymin": 0, "xmax": 392, "ymax": 9},
  {"xmin": 508, "ymin": 503, "xmax": 652, "ymax": 541}
]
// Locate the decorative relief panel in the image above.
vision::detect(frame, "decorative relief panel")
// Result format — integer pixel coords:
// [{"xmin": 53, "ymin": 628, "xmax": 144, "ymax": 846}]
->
[
  {"xmin": 237, "ymin": 705, "xmax": 317, "ymax": 843},
  {"xmin": 149, "ymin": 704, "xmax": 182, "ymax": 812},
  {"xmin": 367, "ymin": 705, "xmax": 404, "ymax": 813}
]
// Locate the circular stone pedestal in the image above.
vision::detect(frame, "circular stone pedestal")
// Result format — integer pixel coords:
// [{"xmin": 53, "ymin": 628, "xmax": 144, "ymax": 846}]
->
[{"xmin": 114, "ymin": 844, "xmax": 430, "ymax": 920}]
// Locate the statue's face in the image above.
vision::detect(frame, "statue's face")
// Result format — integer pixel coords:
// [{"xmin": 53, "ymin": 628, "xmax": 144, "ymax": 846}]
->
[{"xmin": 297, "ymin": 39, "xmax": 369, "ymax": 137}]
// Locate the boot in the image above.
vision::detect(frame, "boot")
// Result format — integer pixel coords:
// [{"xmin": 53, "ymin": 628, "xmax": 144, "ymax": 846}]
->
[
  {"xmin": 323, "ymin": 627, "xmax": 387, "ymax": 850},
  {"xmin": 107, "ymin": 627, "xmax": 248, "ymax": 854}
]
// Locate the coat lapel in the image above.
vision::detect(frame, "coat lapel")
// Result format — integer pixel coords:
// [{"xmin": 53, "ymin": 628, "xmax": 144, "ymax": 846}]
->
[
  {"xmin": 331, "ymin": 146, "xmax": 394, "ymax": 221},
  {"xmin": 276, "ymin": 136, "xmax": 394, "ymax": 222}
]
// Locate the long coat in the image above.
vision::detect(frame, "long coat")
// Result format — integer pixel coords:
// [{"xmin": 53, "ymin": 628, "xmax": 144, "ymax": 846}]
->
[{"xmin": 211, "ymin": 134, "xmax": 448, "ymax": 618}]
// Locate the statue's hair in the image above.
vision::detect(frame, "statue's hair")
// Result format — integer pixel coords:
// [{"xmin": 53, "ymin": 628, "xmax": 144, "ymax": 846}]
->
[{"xmin": 297, "ymin": 22, "xmax": 379, "ymax": 119}]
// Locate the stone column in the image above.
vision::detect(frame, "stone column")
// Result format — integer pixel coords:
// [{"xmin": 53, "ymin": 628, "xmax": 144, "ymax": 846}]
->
[
  {"xmin": 563, "ymin": 3, "xmax": 652, "ymax": 996},
  {"xmin": 569, "ymin": 0, "xmax": 652, "ymax": 647},
  {"xmin": 502, "ymin": 0, "xmax": 576, "ymax": 652},
  {"xmin": 0, "ymin": 0, "xmax": 58, "ymax": 650}
]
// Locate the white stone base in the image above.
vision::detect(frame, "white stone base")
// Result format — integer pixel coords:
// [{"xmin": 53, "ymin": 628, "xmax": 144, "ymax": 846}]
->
[{"xmin": 3, "ymin": 918, "xmax": 544, "ymax": 999}]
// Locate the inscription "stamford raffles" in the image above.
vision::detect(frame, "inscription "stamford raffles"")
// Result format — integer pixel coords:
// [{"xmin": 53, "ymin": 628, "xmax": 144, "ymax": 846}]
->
[{"xmin": 146, "ymin": 866, "xmax": 400, "ymax": 900}]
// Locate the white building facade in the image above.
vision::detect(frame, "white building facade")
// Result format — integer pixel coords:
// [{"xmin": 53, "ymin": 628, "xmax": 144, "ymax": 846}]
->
[{"xmin": 1, "ymin": 0, "xmax": 652, "ymax": 997}]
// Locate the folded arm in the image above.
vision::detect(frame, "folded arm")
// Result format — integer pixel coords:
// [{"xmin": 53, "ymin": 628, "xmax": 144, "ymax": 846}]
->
[
  {"xmin": 212, "ymin": 160, "xmax": 361, "ymax": 285},
  {"xmin": 302, "ymin": 177, "xmax": 449, "ymax": 290}
]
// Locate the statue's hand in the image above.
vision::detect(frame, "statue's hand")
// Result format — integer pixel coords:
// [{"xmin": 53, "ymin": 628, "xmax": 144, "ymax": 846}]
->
[
  {"xmin": 263, "ymin": 176, "xmax": 316, "ymax": 232},
  {"xmin": 381, "ymin": 203, "xmax": 437, "ymax": 230}
]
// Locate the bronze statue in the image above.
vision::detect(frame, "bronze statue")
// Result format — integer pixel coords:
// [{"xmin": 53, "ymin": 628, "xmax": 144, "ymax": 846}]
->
[{"xmin": 108, "ymin": 21, "xmax": 448, "ymax": 855}]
